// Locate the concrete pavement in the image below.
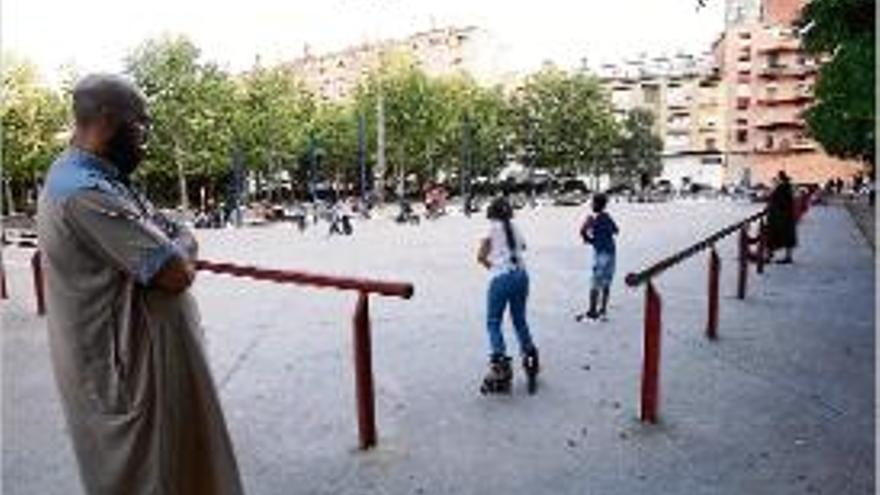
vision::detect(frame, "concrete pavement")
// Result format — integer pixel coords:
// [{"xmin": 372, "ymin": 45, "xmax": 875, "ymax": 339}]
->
[{"xmin": 2, "ymin": 200, "xmax": 874, "ymax": 494}]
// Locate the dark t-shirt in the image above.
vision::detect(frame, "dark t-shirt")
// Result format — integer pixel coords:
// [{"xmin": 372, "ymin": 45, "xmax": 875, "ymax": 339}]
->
[{"xmin": 584, "ymin": 212, "xmax": 618, "ymax": 254}]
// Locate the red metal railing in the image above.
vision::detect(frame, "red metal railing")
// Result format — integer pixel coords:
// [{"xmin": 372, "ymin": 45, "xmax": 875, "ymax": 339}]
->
[
  {"xmin": 27, "ymin": 252, "xmax": 413, "ymax": 450},
  {"xmin": 625, "ymin": 210, "xmax": 768, "ymax": 423},
  {"xmin": 193, "ymin": 260, "xmax": 414, "ymax": 450},
  {"xmin": 625, "ymin": 191, "xmax": 815, "ymax": 423}
]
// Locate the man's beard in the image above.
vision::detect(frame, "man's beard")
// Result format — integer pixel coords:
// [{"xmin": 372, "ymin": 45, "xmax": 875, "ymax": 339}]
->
[{"xmin": 105, "ymin": 126, "xmax": 144, "ymax": 178}]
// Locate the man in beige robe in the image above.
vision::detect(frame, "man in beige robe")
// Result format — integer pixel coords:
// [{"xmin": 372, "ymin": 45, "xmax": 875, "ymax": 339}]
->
[{"xmin": 36, "ymin": 74, "xmax": 244, "ymax": 494}]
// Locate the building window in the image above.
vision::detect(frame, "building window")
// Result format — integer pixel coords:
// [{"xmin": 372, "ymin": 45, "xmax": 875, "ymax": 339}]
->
[
  {"xmin": 736, "ymin": 97, "xmax": 750, "ymax": 110},
  {"xmin": 765, "ymin": 134, "xmax": 774, "ymax": 149},
  {"xmin": 643, "ymin": 86, "xmax": 660, "ymax": 105},
  {"xmin": 736, "ymin": 129, "xmax": 748, "ymax": 143},
  {"xmin": 766, "ymin": 86, "xmax": 778, "ymax": 100},
  {"xmin": 736, "ymin": 118, "xmax": 748, "ymax": 126},
  {"xmin": 705, "ymin": 138, "xmax": 718, "ymax": 150},
  {"xmin": 738, "ymin": 31, "xmax": 751, "ymax": 40},
  {"xmin": 767, "ymin": 52, "xmax": 781, "ymax": 68}
]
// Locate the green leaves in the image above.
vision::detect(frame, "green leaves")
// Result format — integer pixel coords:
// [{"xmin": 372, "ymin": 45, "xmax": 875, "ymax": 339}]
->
[
  {"xmin": 798, "ymin": 0, "xmax": 875, "ymax": 166},
  {"xmin": 237, "ymin": 65, "xmax": 315, "ymax": 177},
  {"xmin": 510, "ymin": 67, "xmax": 620, "ymax": 177},
  {"xmin": 1, "ymin": 55, "xmax": 68, "ymax": 182},
  {"xmin": 125, "ymin": 36, "xmax": 238, "ymax": 188},
  {"xmin": 614, "ymin": 108, "xmax": 663, "ymax": 182},
  {"xmin": 3, "ymin": 35, "xmax": 670, "ymax": 208},
  {"xmin": 353, "ymin": 55, "xmax": 512, "ymax": 189}
]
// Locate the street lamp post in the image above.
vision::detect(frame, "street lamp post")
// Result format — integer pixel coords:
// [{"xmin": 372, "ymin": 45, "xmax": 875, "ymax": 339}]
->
[
  {"xmin": 358, "ymin": 111, "xmax": 367, "ymax": 207},
  {"xmin": 460, "ymin": 114, "xmax": 472, "ymax": 216}
]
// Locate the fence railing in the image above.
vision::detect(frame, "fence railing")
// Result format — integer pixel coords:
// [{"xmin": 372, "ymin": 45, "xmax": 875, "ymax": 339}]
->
[
  {"xmin": 24, "ymin": 252, "xmax": 414, "ymax": 450},
  {"xmin": 195, "ymin": 260, "xmax": 414, "ymax": 451},
  {"xmin": 625, "ymin": 210, "xmax": 769, "ymax": 423},
  {"xmin": 625, "ymin": 190, "xmax": 814, "ymax": 423}
]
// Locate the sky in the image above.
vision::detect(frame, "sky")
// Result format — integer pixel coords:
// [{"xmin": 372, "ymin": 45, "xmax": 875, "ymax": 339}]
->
[{"xmin": 3, "ymin": 0, "xmax": 725, "ymax": 85}]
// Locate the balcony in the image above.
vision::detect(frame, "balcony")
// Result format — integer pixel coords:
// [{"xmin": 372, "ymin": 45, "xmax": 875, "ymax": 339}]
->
[
  {"xmin": 758, "ymin": 64, "xmax": 818, "ymax": 79},
  {"xmin": 757, "ymin": 39, "xmax": 801, "ymax": 54},
  {"xmin": 792, "ymin": 140, "xmax": 816, "ymax": 151},
  {"xmin": 756, "ymin": 94, "xmax": 814, "ymax": 106},
  {"xmin": 755, "ymin": 115, "xmax": 805, "ymax": 130}
]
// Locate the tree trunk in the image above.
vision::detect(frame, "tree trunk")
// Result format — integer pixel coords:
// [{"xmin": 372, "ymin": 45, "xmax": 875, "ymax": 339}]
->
[
  {"xmin": 376, "ymin": 93, "xmax": 386, "ymax": 203},
  {"xmin": 4, "ymin": 179, "xmax": 16, "ymax": 215},
  {"xmin": 174, "ymin": 141, "xmax": 189, "ymax": 213}
]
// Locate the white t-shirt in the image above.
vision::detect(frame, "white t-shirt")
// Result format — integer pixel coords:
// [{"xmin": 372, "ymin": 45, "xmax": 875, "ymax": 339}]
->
[{"xmin": 487, "ymin": 220, "xmax": 527, "ymax": 274}]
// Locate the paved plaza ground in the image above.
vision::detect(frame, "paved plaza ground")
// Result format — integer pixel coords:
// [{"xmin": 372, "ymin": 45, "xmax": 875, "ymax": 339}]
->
[{"xmin": 2, "ymin": 199, "xmax": 875, "ymax": 494}]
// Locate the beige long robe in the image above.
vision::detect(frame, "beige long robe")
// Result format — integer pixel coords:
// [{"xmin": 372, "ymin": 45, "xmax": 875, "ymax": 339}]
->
[{"xmin": 37, "ymin": 148, "xmax": 244, "ymax": 495}]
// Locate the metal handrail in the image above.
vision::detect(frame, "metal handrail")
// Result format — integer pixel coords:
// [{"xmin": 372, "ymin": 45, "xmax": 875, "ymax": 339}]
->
[
  {"xmin": 625, "ymin": 209, "xmax": 767, "ymax": 288},
  {"xmin": 195, "ymin": 260, "xmax": 414, "ymax": 299},
  {"xmin": 193, "ymin": 258, "xmax": 414, "ymax": 450}
]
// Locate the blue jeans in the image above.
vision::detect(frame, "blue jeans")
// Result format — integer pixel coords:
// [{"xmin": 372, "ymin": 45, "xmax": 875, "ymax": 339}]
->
[{"xmin": 486, "ymin": 269, "xmax": 535, "ymax": 358}]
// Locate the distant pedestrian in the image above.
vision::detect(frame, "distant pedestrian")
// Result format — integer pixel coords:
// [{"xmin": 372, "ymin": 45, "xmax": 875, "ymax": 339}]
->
[
  {"xmin": 476, "ymin": 197, "xmax": 539, "ymax": 394},
  {"xmin": 577, "ymin": 193, "xmax": 619, "ymax": 321},
  {"xmin": 766, "ymin": 171, "xmax": 797, "ymax": 264}
]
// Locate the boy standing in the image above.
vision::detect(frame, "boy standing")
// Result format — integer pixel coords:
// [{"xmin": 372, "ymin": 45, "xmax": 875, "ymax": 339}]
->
[{"xmin": 577, "ymin": 193, "xmax": 619, "ymax": 321}]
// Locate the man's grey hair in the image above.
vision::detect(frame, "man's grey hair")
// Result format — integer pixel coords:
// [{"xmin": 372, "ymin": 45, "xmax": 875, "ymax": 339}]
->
[{"xmin": 72, "ymin": 74, "xmax": 147, "ymax": 126}]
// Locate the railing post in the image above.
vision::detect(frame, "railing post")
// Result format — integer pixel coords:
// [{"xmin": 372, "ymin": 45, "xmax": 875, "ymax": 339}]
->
[
  {"xmin": 706, "ymin": 248, "xmax": 720, "ymax": 340},
  {"xmin": 756, "ymin": 218, "xmax": 766, "ymax": 275},
  {"xmin": 640, "ymin": 281, "xmax": 662, "ymax": 423},
  {"xmin": 1, "ymin": 256, "xmax": 7, "ymax": 300},
  {"xmin": 352, "ymin": 291, "xmax": 377, "ymax": 449},
  {"xmin": 737, "ymin": 225, "xmax": 748, "ymax": 300},
  {"xmin": 31, "ymin": 250, "xmax": 45, "ymax": 315}
]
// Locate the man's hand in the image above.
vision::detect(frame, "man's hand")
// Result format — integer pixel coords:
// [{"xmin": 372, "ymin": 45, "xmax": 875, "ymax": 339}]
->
[{"xmin": 152, "ymin": 256, "xmax": 195, "ymax": 293}]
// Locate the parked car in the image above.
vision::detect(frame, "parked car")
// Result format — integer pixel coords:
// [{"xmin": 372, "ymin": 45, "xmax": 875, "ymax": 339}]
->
[{"xmin": 552, "ymin": 178, "xmax": 590, "ymax": 206}]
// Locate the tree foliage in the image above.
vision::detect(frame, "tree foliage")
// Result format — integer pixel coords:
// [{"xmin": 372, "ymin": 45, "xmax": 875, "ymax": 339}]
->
[
  {"xmin": 125, "ymin": 35, "xmax": 239, "ymax": 207},
  {"xmin": 4, "ymin": 35, "xmax": 668, "ymax": 209},
  {"xmin": 797, "ymin": 0, "xmax": 875, "ymax": 166},
  {"xmin": 613, "ymin": 108, "xmax": 664, "ymax": 183},
  {"xmin": 510, "ymin": 67, "xmax": 620, "ymax": 177},
  {"xmin": 1, "ymin": 55, "xmax": 67, "ymax": 212},
  {"xmin": 1, "ymin": 56, "xmax": 67, "ymax": 180},
  {"xmin": 237, "ymin": 65, "xmax": 315, "ymax": 185}
]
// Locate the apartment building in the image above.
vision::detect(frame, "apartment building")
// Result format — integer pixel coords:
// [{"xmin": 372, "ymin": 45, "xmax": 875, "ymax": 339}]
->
[
  {"xmin": 598, "ymin": 53, "xmax": 728, "ymax": 188},
  {"xmin": 284, "ymin": 26, "xmax": 498, "ymax": 102},
  {"xmin": 716, "ymin": 0, "xmax": 864, "ymax": 185}
]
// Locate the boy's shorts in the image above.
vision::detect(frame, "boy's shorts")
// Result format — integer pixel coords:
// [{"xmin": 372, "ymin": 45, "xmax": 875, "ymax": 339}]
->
[{"xmin": 592, "ymin": 251, "xmax": 616, "ymax": 289}]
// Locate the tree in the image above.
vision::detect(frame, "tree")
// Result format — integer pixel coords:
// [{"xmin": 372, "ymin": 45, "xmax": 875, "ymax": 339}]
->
[
  {"xmin": 510, "ymin": 67, "xmax": 619, "ymax": 178},
  {"xmin": 797, "ymin": 0, "xmax": 875, "ymax": 167},
  {"xmin": 125, "ymin": 35, "xmax": 238, "ymax": 209},
  {"xmin": 612, "ymin": 108, "xmax": 664, "ymax": 185},
  {"xmin": 236, "ymin": 65, "xmax": 315, "ymax": 201},
  {"xmin": 308, "ymin": 102, "xmax": 358, "ymax": 193},
  {"xmin": 432, "ymin": 76, "xmax": 512, "ymax": 182},
  {"xmin": 355, "ymin": 53, "xmax": 449, "ymax": 195},
  {"xmin": 1, "ymin": 55, "xmax": 67, "ymax": 213}
]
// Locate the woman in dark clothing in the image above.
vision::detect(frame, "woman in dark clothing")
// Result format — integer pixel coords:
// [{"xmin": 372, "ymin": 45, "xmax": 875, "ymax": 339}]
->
[{"xmin": 766, "ymin": 171, "xmax": 797, "ymax": 263}]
